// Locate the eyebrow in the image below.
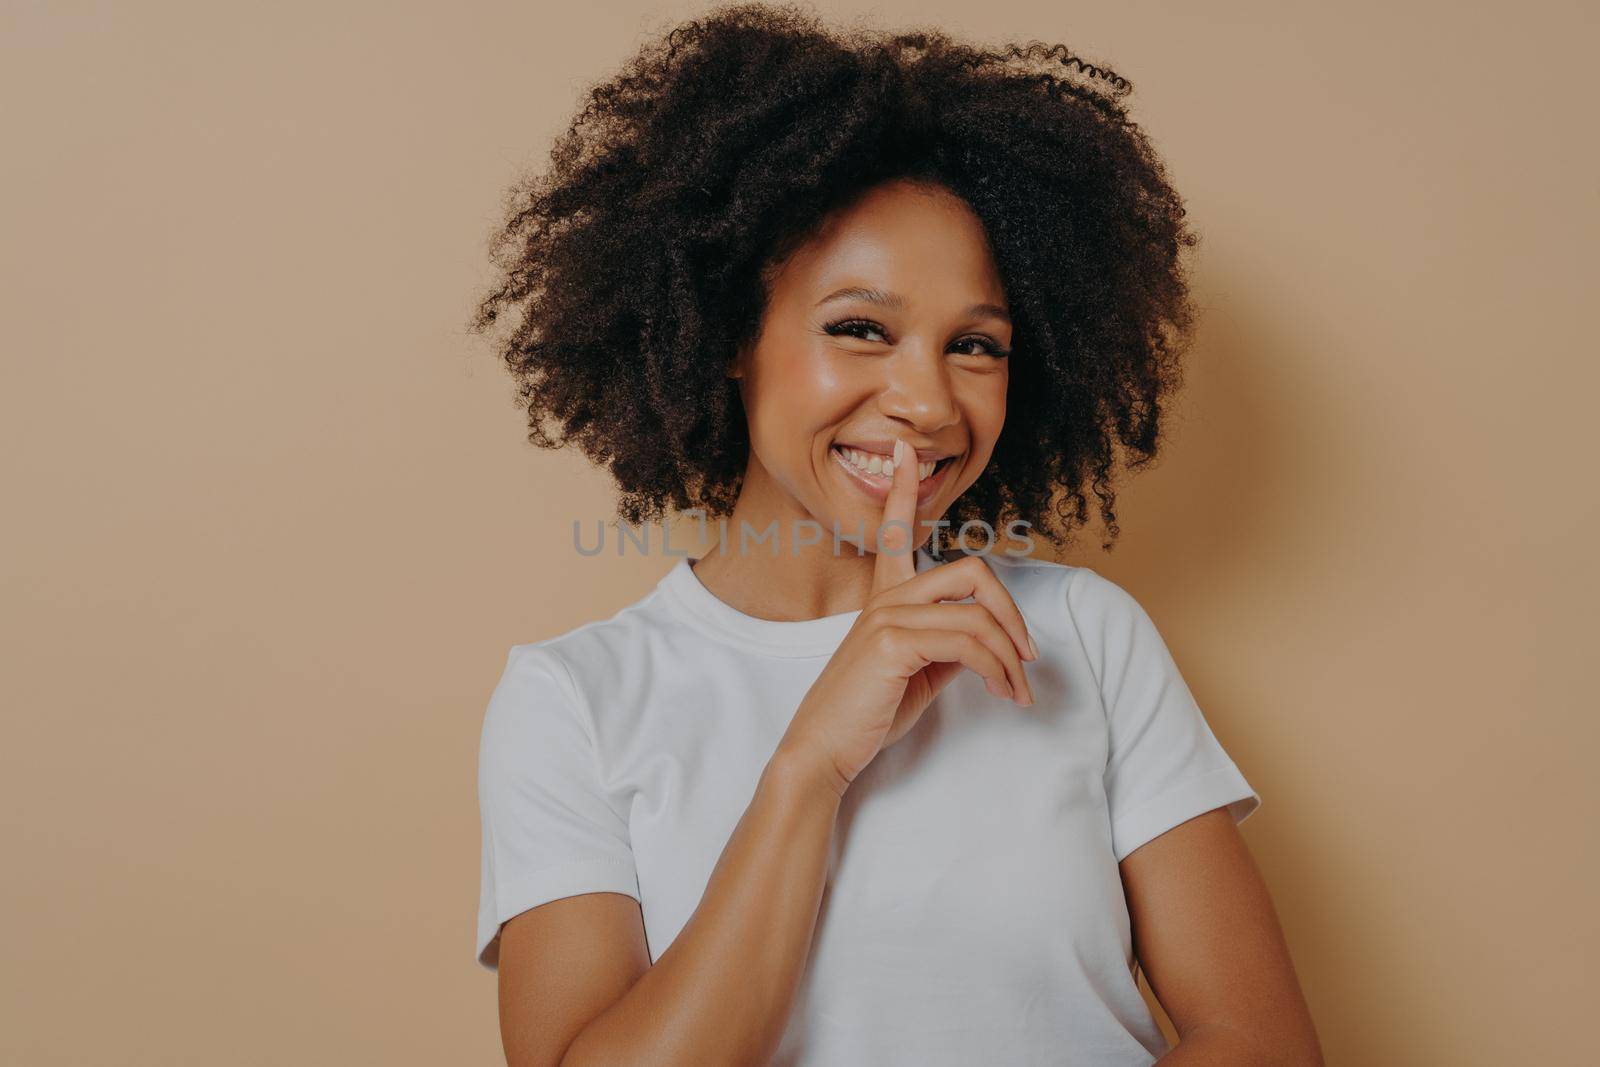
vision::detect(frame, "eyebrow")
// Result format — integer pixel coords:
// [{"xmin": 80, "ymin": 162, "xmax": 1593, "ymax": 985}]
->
[{"xmin": 815, "ymin": 285, "xmax": 1011, "ymax": 325}]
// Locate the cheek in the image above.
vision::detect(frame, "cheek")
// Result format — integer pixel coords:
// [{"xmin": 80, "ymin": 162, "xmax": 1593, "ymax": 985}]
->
[
  {"xmin": 750, "ymin": 346, "xmax": 860, "ymax": 432},
  {"xmin": 959, "ymin": 370, "xmax": 1009, "ymax": 451},
  {"xmin": 742, "ymin": 346, "xmax": 862, "ymax": 482}
]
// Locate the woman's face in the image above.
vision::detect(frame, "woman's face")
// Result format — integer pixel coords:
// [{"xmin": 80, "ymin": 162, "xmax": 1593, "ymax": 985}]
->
[{"xmin": 733, "ymin": 179, "xmax": 1012, "ymax": 549}]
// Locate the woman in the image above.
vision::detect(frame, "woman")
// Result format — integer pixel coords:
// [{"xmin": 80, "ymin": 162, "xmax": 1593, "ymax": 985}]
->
[{"xmin": 468, "ymin": 5, "xmax": 1321, "ymax": 1064}]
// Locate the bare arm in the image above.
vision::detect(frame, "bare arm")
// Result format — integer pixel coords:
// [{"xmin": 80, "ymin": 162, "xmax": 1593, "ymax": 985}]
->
[
  {"xmin": 496, "ymin": 743, "xmax": 842, "ymax": 1067},
  {"xmin": 1119, "ymin": 807, "xmax": 1323, "ymax": 1065}
]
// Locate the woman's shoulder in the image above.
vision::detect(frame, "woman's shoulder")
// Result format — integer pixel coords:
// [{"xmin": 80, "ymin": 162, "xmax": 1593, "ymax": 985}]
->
[
  {"xmin": 965, "ymin": 549, "xmax": 1150, "ymax": 646},
  {"xmin": 971, "ymin": 548, "xmax": 1078, "ymax": 581},
  {"xmin": 503, "ymin": 575, "xmax": 679, "ymax": 692}
]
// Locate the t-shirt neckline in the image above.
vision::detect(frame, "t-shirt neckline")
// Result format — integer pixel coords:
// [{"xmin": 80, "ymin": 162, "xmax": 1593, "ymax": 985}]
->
[{"xmin": 658, "ymin": 547, "xmax": 941, "ymax": 657}]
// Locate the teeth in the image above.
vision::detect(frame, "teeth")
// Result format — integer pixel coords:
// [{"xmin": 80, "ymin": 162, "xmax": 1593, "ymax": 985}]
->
[{"xmin": 836, "ymin": 447, "xmax": 942, "ymax": 481}]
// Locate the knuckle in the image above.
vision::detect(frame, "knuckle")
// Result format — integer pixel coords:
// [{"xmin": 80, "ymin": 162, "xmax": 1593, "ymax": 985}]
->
[
  {"xmin": 873, "ymin": 626, "xmax": 908, "ymax": 655},
  {"xmin": 864, "ymin": 600, "xmax": 903, "ymax": 626},
  {"xmin": 876, "ymin": 604, "xmax": 912, "ymax": 629},
  {"xmin": 958, "ymin": 553, "xmax": 991, "ymax": 576}
]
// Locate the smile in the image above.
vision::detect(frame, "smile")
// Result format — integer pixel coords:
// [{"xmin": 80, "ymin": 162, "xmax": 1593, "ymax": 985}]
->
[{"xmin": 829, "ymin": 444, "xmax": 959, "ymax": 505}]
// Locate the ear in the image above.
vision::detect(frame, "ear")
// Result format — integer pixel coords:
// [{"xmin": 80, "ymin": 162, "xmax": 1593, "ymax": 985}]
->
[{"xmin": 727, "ymin": 342, "xmax": 749, "ymax": 380}]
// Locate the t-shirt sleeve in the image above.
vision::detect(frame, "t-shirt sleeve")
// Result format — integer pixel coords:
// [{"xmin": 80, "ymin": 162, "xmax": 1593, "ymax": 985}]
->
[
  {"xmin": 475, "ymin": 644, "xmax": 640, "ymax": 971},
  {"xmin": 1064, "ymin": 567, "xmax": 1261, "ymax": 863}
]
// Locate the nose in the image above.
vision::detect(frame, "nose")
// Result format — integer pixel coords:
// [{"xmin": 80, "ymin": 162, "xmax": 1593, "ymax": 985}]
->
[{"xmin": 877, "ymin": 346, "xmax": 960, "ymax": 433}]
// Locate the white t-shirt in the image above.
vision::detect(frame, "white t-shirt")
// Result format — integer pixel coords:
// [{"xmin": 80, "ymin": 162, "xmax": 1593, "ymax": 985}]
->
[{"xmin": 476, "ymin": 548, "xmax": 1259, "ymax": 1064}]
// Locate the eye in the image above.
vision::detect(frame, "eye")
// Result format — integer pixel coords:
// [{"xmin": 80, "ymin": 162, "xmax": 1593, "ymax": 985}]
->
[
  {"xmin": 823, "ymin": 318, "xmax": 889, "ymax": 343},
  {"xmin": 951, "ymin": 335, "xmax": 1012, "ymax": 359}
]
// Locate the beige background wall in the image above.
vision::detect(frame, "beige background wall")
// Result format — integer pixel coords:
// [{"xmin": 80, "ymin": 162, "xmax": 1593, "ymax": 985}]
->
[{"xmin": 3, "ymin": 1, "xmax": 1593, "ymax": 1063}]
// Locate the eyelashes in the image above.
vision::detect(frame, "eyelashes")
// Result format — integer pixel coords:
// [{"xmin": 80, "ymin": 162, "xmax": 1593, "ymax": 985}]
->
[{"xmin": 822, "ymin": 317, "xmax": 1012, "ymax": 358}]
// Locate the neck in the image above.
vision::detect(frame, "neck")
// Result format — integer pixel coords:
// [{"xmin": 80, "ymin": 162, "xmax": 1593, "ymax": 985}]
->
[{"xmin": 688, "ymin": 461, "xmax": 895, "ymax": 622}]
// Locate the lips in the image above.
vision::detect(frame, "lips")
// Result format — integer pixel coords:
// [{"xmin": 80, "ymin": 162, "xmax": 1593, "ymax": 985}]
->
[
  {"xmin": 828, "ymin": 443, "xmax": 960, "ymax": 505},
  {"xmin": 832, "ymin": 439, "xmax": 958, "ymax": 465},
  {"xmin": 832, "ymin": 444, "xmax": 950, "ymax": 482}
]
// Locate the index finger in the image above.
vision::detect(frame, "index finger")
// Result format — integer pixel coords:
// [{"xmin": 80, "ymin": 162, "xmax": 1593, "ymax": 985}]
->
[
  {"xmin": 876, "ymin": 553, "xmax": 1040, "ymax": 663},
  {"xmin": 871, "ymin": 438, "xmax": 920, "ymax": 596}
]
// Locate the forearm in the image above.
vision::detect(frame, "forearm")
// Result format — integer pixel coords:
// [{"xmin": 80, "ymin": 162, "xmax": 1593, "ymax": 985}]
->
[
  {"xmin": 560, "ymin": 743, "xmax": 841, "ymax": 1067},
  {"xmin": 1157, "ymin": 1022, "xmax": 1322, "ymax": 1066}
]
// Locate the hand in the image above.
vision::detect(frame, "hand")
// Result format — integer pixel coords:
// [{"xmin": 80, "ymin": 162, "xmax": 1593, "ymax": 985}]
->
[{"xmin": 778, "ymin": 439, "xmax": 1039, "ymax": 798}]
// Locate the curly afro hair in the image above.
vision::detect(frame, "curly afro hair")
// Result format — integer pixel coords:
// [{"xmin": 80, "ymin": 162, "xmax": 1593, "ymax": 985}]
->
[{"xmin": 466, "ymin": 1, "xmax": 1201, "ymax": 552}]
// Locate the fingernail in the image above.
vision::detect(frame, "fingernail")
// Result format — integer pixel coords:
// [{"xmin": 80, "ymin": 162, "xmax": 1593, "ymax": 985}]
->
[
  {"xmin": 1027, "ymin": 634, "xmax": 1039, "ymax": 661},
  {"xmin": 893, "ymin": 439, "xmax": 906, "ymax": 469}
]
